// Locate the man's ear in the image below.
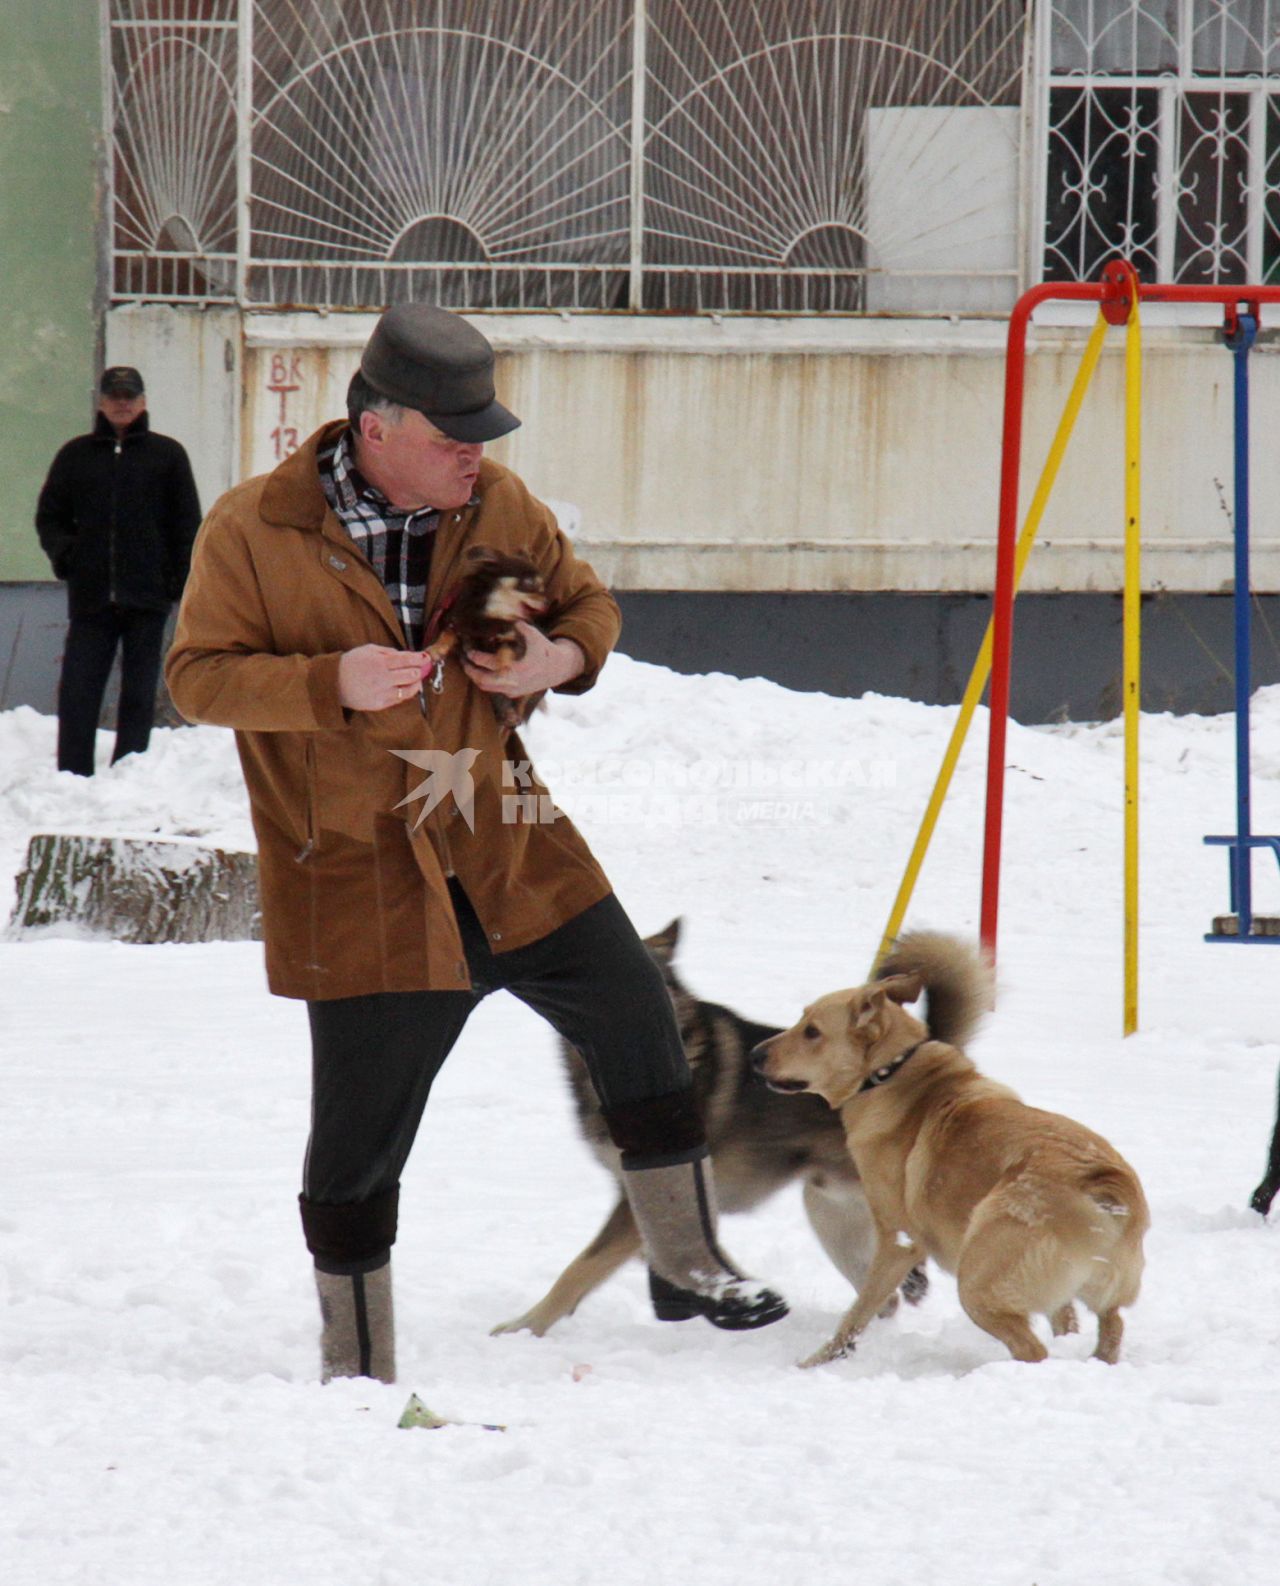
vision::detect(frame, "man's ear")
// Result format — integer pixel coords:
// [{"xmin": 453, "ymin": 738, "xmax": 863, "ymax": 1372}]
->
[
  {"xmin": 878, "ymin": 972, "xmax": 922, "ymax": 1006},
  {"xmin": 359, "ymin": 409, "xmax": 387, "ymax": 448}
]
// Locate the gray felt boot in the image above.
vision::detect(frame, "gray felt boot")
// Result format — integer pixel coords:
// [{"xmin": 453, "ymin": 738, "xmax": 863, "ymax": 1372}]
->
[
  {"xmin": 314, "ymin": 1260, "xmax": 396, "ymax": 1383},
  {"xmin": 622, "ymin": 1151, "xmax": 788, "ymax": 1331}
]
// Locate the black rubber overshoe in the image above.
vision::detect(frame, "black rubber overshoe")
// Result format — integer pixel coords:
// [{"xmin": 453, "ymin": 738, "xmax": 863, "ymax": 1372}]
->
[
  {"xmin": 1251, "ymin": 1175, "xmax": 1279, "ymax": 1217},
  {"xmin": 649, "ymin": 1270, "xmax": 790, "ymax": 1331}
]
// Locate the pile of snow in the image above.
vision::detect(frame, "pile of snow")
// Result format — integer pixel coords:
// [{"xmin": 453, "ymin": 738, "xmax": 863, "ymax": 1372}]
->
[{"xmin": 3, "ymin": 656, "xmax": 1280, "ymax": 1585}]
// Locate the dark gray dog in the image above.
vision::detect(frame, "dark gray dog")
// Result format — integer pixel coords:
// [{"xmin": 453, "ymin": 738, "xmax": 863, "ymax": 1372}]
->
[{"xmin": 493, "ymin": 920, "xmax": 926, "ymax": 1336}]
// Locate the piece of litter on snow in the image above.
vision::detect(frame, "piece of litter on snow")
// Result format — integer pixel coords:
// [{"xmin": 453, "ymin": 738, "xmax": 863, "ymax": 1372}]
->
[
  {"xmin": 398, "ymin": 1394, "xmax": 448, "ymax": 1430},
  {"xmin": 397, "ymin": 1392, "xmax": 506, "ymax": 1432}
]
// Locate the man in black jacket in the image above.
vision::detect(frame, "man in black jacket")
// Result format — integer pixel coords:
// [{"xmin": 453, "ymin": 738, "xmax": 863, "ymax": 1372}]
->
[{"xmin": 36, "ymin": 367, "xmax": 202, "ymax": 775}]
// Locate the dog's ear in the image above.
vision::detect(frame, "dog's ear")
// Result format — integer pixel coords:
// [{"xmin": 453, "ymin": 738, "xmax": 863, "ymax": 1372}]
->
[
  {"xmin": 465, "ymin": 544, "xmax": 498, "ymax": 566},
  {"xmin": 878, "ymin": 972, "xmax": 922, "ymax": 1006},
  {"xmin": 851, "ymin": 986, "xmax": 890, "ymax": 1041},
  {"xmin": 644, "ymin": 919, "xmax": 681, "ymax": 964}
]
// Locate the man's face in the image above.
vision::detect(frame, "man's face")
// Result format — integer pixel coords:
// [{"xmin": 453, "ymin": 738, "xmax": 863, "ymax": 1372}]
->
[
  {"xmin": 99, "ymin": 392, "xmax": 146, "ymax": 433},
  {"xmin": 355, "ymin": 407, "xmax": 483, "ymax": 512}
]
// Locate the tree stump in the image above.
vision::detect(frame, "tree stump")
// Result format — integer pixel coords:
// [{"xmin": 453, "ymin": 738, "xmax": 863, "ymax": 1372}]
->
[{"xmin": 8, "ymin": 833, "xmax": 261, "ymax": 944}]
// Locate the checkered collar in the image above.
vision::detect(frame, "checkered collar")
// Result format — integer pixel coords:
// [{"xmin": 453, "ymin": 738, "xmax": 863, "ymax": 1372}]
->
[
  {"xmin": 320, "ymin": 428, "xmax": 480, "ymax": 524},
  {"xmin": 323, "ymin": 428, "xmax": 413, "ymax": 521}
]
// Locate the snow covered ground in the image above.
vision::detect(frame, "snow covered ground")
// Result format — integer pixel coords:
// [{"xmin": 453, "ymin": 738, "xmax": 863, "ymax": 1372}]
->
[{"xmin": 3, "ymin": 655, "xmax": 1280, "ymax": 1585}]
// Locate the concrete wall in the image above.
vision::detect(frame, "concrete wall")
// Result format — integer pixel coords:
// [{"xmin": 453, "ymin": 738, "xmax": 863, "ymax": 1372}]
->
[
  {"xmin": 0, "ymin": 0, "xmax": 102, "ymax": 582},
  {"xmin": 239, "ymin": 310, "xmax": 1280, "ymax": 595},
  {"xmin": 16, "ymin": 298, "xmax": 1278, "ymax": 600},
  {"xmin": 105, "ymin": 305, "xmax": 243, "ymax": 527},
  {"xmin": 6, "ymin": 580, "xmax": 1277, "ymax": 726}
]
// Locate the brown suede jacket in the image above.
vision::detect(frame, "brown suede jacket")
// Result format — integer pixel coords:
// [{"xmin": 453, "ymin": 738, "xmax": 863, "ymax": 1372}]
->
[{"xmin": 166, "ymin": 421, "xmax": 620, "ymax": 1000}]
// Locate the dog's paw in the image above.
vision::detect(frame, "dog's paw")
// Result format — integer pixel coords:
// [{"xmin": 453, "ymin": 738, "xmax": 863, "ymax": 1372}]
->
[
  {"xmin": 798, "ymin": 1338, "xmax": 853, "ymax": 1369},
  {"xmin": 490, "ymin": 1311, "xmax": 550, "ymax": 1339},
  {"xmin": 900, "ymin": 1264, "xmax": 930, "ymax": 1307}
]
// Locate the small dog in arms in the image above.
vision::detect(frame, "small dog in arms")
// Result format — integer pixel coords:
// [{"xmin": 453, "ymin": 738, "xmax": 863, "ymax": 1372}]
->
[
  {"xmin": 751, "ymin": 932, "xmax": 1149, "ymax": 1369},
  {"xmin": 492, "ymin": 920, "xmax": 926, "ymax": 1338},
  {"xmin": 422, "ymin": 545, "xmax": 548, "ymax": 725}
]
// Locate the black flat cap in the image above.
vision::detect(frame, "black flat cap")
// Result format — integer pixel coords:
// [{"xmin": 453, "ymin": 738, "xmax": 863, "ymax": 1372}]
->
[
  {"xmin": 100, "ymin": 366, "xmax": 145, "ymax": 397},
  {"xmin": 360, "ymin": 304, "xmax": 520, "ymax": 443}
]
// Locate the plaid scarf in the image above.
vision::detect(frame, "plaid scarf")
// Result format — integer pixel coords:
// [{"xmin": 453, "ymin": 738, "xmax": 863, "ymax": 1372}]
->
[{"xmin": 317, "ymin": 428, "xmax": 439, "ymax": 648}]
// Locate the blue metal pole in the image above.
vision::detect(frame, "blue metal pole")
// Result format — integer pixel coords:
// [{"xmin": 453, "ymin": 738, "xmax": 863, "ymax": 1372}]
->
[{"xmin": 1228, "ymin": 313, "xmax": 1258, "ymax": 935}]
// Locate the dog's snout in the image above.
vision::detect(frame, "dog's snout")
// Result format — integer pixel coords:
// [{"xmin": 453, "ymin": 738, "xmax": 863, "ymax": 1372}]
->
[{"xmin": 750, "ymin": 1041, "xmax": 770, "ymax": 1072}]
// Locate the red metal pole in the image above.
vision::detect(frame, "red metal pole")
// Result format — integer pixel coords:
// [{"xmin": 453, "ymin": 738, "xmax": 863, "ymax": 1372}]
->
[
  {"xmin": 978, "ymin": 267, "xmax": 1280, "ymax": 976},
  {"xmin": 978, "ymin": 297, "xmax": 1031, "ymax": 962},
  {"xmin": 979, "ymin": 272, "xmax": 1130, "ymax": 968}
]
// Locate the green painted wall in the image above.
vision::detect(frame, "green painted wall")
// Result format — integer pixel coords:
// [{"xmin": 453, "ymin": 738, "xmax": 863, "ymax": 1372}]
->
[{"xmin": 0, "ymin": 1, "xmax": 101, "ymax": 581}]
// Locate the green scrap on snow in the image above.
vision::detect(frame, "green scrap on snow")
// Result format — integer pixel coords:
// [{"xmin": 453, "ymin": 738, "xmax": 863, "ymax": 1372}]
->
[{"xmin": 397, "ymin": 1393, "xmax": 505, "ymax": 1432}]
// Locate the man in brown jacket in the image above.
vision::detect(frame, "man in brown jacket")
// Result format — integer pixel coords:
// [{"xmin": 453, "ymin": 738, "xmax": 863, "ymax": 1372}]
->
[{"xmin": 166, "ymin": 305, "xmax": 786, "ymax": 1381}]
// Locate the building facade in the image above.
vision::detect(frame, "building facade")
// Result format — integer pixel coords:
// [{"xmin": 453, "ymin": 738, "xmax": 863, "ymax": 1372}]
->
[{"xmin": 5, "ymin": 2, "xmax": 1280, "ymax": 718}]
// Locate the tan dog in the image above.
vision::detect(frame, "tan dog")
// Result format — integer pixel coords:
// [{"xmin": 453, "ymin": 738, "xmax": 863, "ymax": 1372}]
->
[{"xmin": 751, "ymin": 933, "xmax": 1149, "ymax": 1369}]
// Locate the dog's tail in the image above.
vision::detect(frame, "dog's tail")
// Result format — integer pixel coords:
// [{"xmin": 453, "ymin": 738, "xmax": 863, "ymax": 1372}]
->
[{"xmin": 877, "ymin": 931, "xmax": 992, "ymax": 1049}]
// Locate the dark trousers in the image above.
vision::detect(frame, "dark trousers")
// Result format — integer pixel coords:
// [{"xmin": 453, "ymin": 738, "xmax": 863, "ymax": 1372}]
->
[
  {"xmin": 57, "ymin": 606, "xmax": 168, "ymax": 776},
  {"xmin": 301, "ymin": 882, "xmax": 693, "ymax": 1266}
]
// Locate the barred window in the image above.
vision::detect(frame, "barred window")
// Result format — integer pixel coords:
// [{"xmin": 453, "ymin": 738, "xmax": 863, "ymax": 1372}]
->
[
  {"xmin": 1044, "ymin": 1, "xmax": 1280, "ymax": 285},
  {"xmin": 108, "ymin": 1, "xmax": 1028, "ymax": 314}
]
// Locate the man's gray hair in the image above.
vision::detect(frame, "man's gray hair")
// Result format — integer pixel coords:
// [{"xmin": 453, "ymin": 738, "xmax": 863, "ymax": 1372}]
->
[{"xmin": 347, "ymin": 369, "xmax": 405, "ymax": 431}]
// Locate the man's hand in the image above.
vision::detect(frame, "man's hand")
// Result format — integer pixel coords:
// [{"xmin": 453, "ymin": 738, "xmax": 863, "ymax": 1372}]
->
[
  {"xmin": 463, "ymin": 624, "xmax": 584, "ymax": 695},
  {"xmin": 337, "ymin": 644, "xmax": 428, "ymax": 711}
]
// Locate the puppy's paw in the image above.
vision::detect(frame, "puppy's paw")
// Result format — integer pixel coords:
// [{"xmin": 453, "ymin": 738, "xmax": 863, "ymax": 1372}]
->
[{"xmin": 798, "ymin": 1337, "xmax": 853, "ymax": 1369}]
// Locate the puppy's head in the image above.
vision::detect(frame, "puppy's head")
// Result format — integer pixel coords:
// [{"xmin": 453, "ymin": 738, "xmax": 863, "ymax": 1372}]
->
[
  {"xmin": 465, "ymin": 545, "xmax": 549, "ymax": 621},
  {"xmin": 750, "ymin": 972, "xmax": 924, "ymax": 1107}
]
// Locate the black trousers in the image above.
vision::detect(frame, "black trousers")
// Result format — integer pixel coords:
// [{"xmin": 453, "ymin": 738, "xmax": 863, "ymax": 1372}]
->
[
  {"xmin": 57, "ymin": 605, "xmax": 168, "ymax": 776},
  {"xmin": 301, "ymin": 881, "xmax": 693, "ymax": 1266}
]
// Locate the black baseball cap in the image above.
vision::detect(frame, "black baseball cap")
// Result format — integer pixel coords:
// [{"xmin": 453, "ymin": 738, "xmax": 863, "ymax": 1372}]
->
[
  {"xmin": 100, "ymin": 366, "xmax": 145, "ymax": 398},
  {"xmin": 360, "ymin": 305, "xmax": 519, "ymax": 443}
]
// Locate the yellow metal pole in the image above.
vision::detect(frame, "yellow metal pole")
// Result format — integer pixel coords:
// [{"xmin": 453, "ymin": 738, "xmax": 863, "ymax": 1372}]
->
[
  {"xmin": 872, "ymin": 311, "xmax": 1112, "ymax": 973},
  {"xmin": 1122, "ymin": 289, "xmax": 1143, "ymax": 1035}
]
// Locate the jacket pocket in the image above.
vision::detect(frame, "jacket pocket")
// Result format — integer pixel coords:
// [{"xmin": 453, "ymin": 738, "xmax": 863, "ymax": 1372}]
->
[{"xmin": 296, "ymin": 737, "xmax": 318, "ymax": 862}]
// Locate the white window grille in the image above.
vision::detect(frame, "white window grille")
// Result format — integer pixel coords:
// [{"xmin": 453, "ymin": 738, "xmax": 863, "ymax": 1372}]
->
[
  {"xmin": 1043, "ymin": 1, "xmax": 1280, "ymax": 285},
  {"xmin": 106, "ymin": 0, "xmax": 1027, "ymax": 313},
  {"xmin": 108, "ymin": 0, "xmax": 238, "ymax": 303},
  {"xmin": 638, "ymin": 0, "xmax": 1025, "ymax": 312}
]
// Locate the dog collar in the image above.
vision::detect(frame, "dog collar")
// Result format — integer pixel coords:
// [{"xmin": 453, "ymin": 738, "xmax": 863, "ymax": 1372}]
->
[{"xmin": 858, "ymin": 1040, "xmax": 926, "ymax": 1094}]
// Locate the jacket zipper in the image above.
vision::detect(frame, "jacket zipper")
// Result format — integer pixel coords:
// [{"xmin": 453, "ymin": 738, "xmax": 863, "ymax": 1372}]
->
[
  {"xmin": 421, "ymin": 505, "xmax": 477, "ymax": 882},
  {"xmin": 317, "ymin": 500, "xmax": 474, "ymax": 879},
  {"xmin": 109, "ymin": 439, "xmax": 122, "ymax": 605}
]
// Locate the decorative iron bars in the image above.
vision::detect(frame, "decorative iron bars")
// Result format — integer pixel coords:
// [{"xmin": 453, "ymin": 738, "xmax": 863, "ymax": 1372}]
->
[
  {"xmin": 108, "ymin": 0, "xmax": 1032, "ymax": 312},
  {"xmin": 1045, "ymin": 1, "xmax": 1280, "ymax": 285},
  {"xmin": 109, "ymin": 0, "xmax": 238, "ymax": 302}
]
